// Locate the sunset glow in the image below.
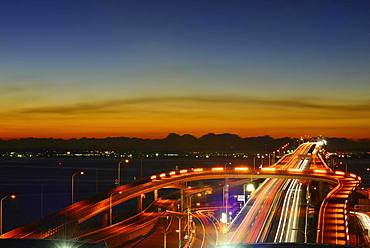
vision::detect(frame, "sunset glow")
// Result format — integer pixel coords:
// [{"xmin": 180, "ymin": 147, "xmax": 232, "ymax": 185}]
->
[{"xmin": 0, "ymin": 1, "xmax": 369, "ymax": 139}]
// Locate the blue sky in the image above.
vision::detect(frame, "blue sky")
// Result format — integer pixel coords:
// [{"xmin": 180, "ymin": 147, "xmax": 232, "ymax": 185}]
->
[{"xmin": 1, "ymin": 0, "xmax": 369, "ymax": 138}]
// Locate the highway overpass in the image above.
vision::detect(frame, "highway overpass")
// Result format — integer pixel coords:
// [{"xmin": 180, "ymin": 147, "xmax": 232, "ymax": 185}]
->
[{"xmin": 1, "ymin": 142, "xmax": 362, "ymax": 247}]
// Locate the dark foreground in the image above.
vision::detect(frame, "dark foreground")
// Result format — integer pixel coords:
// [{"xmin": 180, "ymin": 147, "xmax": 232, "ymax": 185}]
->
[{"xmin": 0, "ymin": 239, "xmax": 106, "ymax": 248}]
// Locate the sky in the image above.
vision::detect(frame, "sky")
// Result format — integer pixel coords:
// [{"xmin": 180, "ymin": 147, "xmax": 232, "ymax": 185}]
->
[{"xmin": 1, "ymin": 0, "xmax": 370, "ymax": 139}]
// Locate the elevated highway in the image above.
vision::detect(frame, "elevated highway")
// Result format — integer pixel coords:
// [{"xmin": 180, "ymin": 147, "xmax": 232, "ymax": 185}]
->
[
  {"xmin": 1, "ymin": 142, "xmax": 362, "ymax": 247},
  {"xmin": 316, "ymin": 173, "xmax": 360, "ymax": 245},
  {"xmin": 225, "ymin": 142, "xmax": 361, "ymax": 245}
]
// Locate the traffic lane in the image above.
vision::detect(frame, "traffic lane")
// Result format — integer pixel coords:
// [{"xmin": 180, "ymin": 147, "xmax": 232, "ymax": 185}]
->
[{"xmin": 194, "ymin": 211, "xmax": 219, "ymax": 247}]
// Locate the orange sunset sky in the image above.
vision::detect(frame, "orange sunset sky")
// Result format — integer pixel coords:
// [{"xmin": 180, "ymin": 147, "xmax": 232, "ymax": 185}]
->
[{"xmin": 1, "ymin": 1, "xmax": 369, "ymax": 139}]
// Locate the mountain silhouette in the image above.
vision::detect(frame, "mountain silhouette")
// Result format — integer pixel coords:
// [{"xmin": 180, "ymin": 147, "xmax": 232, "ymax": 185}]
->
[{"xmin": 0, "ymin": 134, "xmax": 368, "ymax": 153}]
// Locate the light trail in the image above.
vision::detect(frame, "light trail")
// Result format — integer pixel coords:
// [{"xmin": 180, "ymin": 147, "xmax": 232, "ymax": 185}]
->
[
  {"xmin": 285, "ymin": 159, "xmax": 308, "ymax": 242},
  {"xmin": 277, "ymin": 179, "xmax": 297, "ymax": 242},
  {"xmin": 6, "ymin": 141, "xmax": 359, "ymax": 245},
  {"xmin": 287, "ymin": 183, "xmax": 302, "ymax": 242},
  {"xmin": 275, "ymin": 158, "xmax": 308, "ymax": 243},
  {"xmin": 285, "ymin": 182, "xmax": 300, "ymax": 242},
  {"xmin": 228, "ymin": 143, "xmax": 315, "ymax": 244},
  {"xmin": 275, "ymin": 179, "xmax": 293, "ymax": 242},
  {"xmin": 351, "ymin": 211, "xmax": 370, "ymax": 237}
]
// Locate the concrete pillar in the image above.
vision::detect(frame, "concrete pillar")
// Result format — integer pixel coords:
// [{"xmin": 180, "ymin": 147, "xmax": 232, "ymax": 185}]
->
[
  {"xmin": 137, "ymin": 194, "xmax": 143, "ymax": 212},
  {"xmin": 154, "ymin": 189, "xmax": 158, "ymax": 201},
  {"xmin": 224, "ymin": 182, "xmax": 229, "ymax": 217},
  {"xmin": 101, "ymin": 211, "xmax": 109, "ymax": 227},
  {"xmin": 180, "ymin": 188, "xmax": 185, "ymax": 212}
]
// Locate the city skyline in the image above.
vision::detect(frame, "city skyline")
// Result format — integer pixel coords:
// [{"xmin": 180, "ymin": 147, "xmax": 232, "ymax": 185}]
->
[{"xmin": 1, "ymin": 0, "xmax": 370, "ymax": 139}]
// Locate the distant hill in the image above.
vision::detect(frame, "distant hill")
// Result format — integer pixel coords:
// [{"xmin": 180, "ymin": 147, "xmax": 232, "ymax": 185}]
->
[{"xmin": 0, "ymin": 133, "xmax": 369, "ymax": 153}]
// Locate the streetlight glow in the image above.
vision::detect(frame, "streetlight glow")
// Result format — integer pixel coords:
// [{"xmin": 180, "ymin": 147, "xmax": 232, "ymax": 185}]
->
[
  {"xmin": 1, "ymin": 194, "xmax": 17, "ymax": 235},
  {"xmin": 220, "ymin": 212, "xmax": 227, "ymax": 224},
  {"xmin": 71, "ymin": 171, "xmax": 85, "ymax": 204},
  {"xmin": 246, "ymin": 183, "xmax": 255, "ymax": 192}
]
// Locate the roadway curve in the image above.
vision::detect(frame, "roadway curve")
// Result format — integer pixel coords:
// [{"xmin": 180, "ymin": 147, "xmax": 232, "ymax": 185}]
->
[
  {"xmin": 227, "ymin": 142, "xmax": 317, "ymax": 244},
  {"xmin": 2, "ymin": 143, "xmax": 354, "ymax": 242}
]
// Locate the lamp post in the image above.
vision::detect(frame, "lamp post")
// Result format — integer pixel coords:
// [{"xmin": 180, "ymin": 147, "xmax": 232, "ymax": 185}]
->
[
  {"xmin": 186, "ymin": 208, "xmax": 191, "ymax": 242},
  {"xmin": 187, "ymin": 197, "xmax": 193, "ymax": 239},
  {"xmin": 261, "ymin": 155, "xmax": 264, "ymax": 168},
  {"xmin": 0, "ymin": 194, "xmax": 16, "ymax": 235},
  {"xmin": 268, "ymin": 153, "xmax": 271, "ymax": 166},
  {"xmin": 305, "ymin": 183, "xmax": 311, "ymax": 243},
  {"xmin": 71, "ymin": 171, "xmax": 84, "ymax": 204},
  {"xmin": 160, "ymin": 216, "xmax": 171, "ymax": 248},
  {"xmin": 186, "ymin": 192, "xmax": 203, "ymax": 240},
  {"xmin": 223, "ymin": 162, "xmax": 231, "ymax": 218},
  {"xmin": 116, "ymin": 159, "xmax": 129, "ymax": 186},
  {"xmin": 177, "ymin": 216, "xmax": 184, "ymax": 248},
  {"xmin": 109, "ymin": 191, "xmax": 122, "ymax": 225},
  {"xmin": 167, "ymin": 207, "xmax": 185, "ymax": 248}
]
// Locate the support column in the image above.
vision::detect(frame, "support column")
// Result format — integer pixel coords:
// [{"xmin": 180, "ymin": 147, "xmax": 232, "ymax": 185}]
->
[
  {"xmin": 137, "ymin": 194, "xmax": 143, "ymax": 212},
  {"xmin": 178, "ymin": 217, "xmax": 182, "ymax": 248},
  {"xmin": 101, "ymin": 211, "xmax": 109, "ymax": 227},
  {"xmin": 180, "ymin": 188, "xmax": 185, "ymax": 212},
  {"xmin": 224, "ymin": 180, "xmax": 229, "ymax": 219},
  {"xmin": 154, "ymin": 189, "xmax": 158, "ymax": 201}
]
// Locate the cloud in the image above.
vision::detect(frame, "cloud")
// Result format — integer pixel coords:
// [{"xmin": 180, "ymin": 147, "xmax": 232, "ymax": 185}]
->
[
  {"xmin": 17, "ymin": 95, "xmax": 370, "ymax": 117},
  {"xmin": 0, "ymin": 85, "xmax": 25, "ymax": 95}
]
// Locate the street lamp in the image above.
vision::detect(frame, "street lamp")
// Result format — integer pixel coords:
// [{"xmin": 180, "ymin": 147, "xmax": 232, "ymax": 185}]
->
[
  {"xmin": 116, "ymin": 159, "xmax": 129, "ymax": 186},
  {"xmin": 186, "ymin": 191, "xmax": 204, "ymax": 240},
  {"xmin": 159, "ymin": 216, "xmax": 171, "ymax": 248},
  {"xmin": 109, "ymin": 191, "xmax": 123, "ymax": 225},
  {"xmin": 220, "ymin": 212, "xmax": 228, "ymax": 233},
  {"xmin": 176, "ymin": 215, "xmax": 185, "ymax": 248},
  {"xmin": 305, "ymin": 183, "xmax": 311, "ymax": 243},
  {"xmin": 0, "ymin": 194, "xmax": 16, "ymax": 235},
  {"xmin": 71, "ymin": 171, "xmax": 84, "ymax": 204}
]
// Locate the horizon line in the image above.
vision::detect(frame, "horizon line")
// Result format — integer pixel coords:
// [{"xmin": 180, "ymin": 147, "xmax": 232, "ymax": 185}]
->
[{"xmin": 1, "ymin": 133, "xmax": 369, "ymax": 142}]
